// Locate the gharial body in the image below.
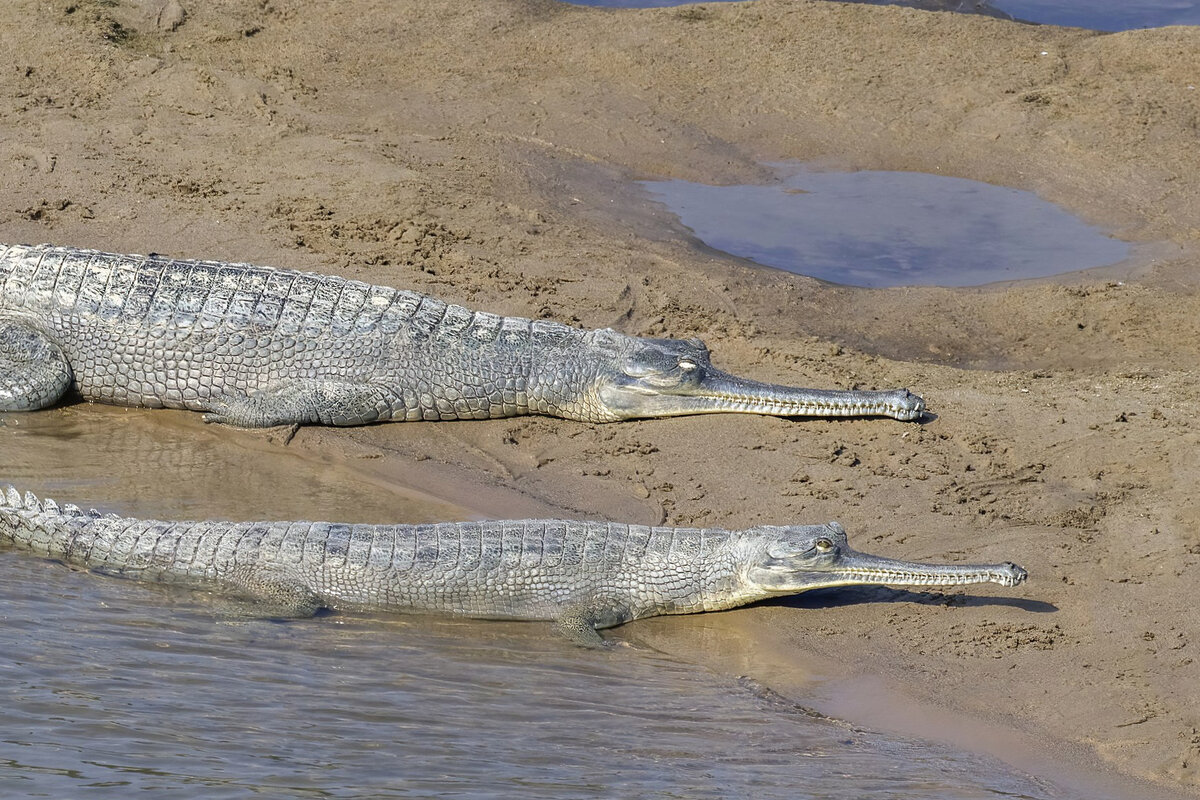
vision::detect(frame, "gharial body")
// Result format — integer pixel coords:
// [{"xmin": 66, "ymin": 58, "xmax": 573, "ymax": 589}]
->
[
  {"xmin": 0, "ymin": 243, "xmax": 924, "ymax": 427},
  {"xmin": 0, "ymin": 486, "xmax": 1026, "ymax": 646}
]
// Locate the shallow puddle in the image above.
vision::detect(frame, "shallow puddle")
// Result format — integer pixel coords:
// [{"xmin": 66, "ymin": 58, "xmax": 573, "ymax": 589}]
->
[
  {"xmin": 640, "ymin": 165, "xmax": 1130, "ymax": 288},
  {"xmin": 566, "ymin": 0, "xmax": 1200, "ymax": 31}
]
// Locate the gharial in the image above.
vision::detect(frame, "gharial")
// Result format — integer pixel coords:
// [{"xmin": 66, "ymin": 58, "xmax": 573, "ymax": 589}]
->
[
  {"xmin": 0, "ymin": 486, "xmax": 1026, "ymax": 647},
  {"xmin": 0, "ymin": 243, "xmax": 924, "ymax": 427}
]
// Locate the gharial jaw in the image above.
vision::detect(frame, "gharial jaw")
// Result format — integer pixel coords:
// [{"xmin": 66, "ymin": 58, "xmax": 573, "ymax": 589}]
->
[
  {"xmin": 795, "ymin": 550, "xmax": 1029, "ymax": 590},
  {"xmin": 603, "ymin": 369, "xmax": 926, "ymax": 422},
  {"xmin": 561, "ymin": 329, "xmax": 927, "ymax": 423},
  {"xmin": 742, "ymin": 522, "xmax": 1028, "ymax": 597}
]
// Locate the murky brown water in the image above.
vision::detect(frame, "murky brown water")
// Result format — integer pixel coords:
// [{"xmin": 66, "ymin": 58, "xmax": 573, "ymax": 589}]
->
[{"xmin": 0, "ymin": 406, "xmax": 1116, "ymax": 797}]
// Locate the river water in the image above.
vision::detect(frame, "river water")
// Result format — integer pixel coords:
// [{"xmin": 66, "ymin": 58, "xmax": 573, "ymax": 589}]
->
[
  {"xmin": 0, "ymin": 406, "xmax": 1122, "ymax": 797},
  {"xmin": 566, "ymin": 0, "xmax": 1200, "ymax": 31}
]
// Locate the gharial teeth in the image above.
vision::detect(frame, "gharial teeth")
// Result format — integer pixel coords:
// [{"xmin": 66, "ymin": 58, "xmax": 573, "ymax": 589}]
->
[
  {"xmin": 706, "ymin": 398, "xmax": 913, "ymax": 416},
  {"xmin": 841, "ymin": 569, "xmax": 1013, "ymax": 585},
  {"xmin": 702, "ymin": 395, "xmax": 906, "ymax": 410}
]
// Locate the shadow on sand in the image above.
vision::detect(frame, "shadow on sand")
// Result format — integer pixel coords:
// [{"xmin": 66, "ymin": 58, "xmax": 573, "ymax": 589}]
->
[{"xmin": 771, "ymin": 586, "xmax": 1057, "ymax": 614}]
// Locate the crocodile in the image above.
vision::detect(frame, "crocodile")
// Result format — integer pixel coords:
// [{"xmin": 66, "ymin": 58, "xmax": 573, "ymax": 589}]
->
[
  {"xmin": 0, "ymin": 486, "xmax": 1026, "ymax": 646},
  {"xmin": 0, "ymin": 243, "xmax": 925, "ymax": 426}
]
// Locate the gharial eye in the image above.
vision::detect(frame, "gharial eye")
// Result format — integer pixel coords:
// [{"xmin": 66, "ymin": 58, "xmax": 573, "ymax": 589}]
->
[
  {"xmin": 678, "ymin": 359, "xmax": 697, "ymax": 371},
  {"xmin": 814, "ymin": 537, "xmax": 834, "ymax": 552}
]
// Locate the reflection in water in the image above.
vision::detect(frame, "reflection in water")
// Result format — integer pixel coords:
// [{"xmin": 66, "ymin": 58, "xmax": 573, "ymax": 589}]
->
[
  {"xmin": 641, "ymin": 166, "xmax": 1130, "ymax": 288},
  {"xmin": 0, "ymin": 404, "xmax": 468, "ymax": 523},
  {"xmin": 0, "ymin": 554, "xmax": 1077, "ymax": 798}
]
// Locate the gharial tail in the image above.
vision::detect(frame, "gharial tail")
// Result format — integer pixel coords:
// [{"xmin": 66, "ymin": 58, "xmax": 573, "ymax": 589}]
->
[
  {"xmin": 0, "ymin": 485, "xmax": 101, "ymax": 553},
  {"xmin": 1, "ymin": 484, "xmax": 85, "ymax": 515}
]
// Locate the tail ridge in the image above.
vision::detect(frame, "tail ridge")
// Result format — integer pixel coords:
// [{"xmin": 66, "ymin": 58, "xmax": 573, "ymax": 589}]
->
[{"xmin": 0, "ymin": 485, "xmax": 99, "ymax": 518}]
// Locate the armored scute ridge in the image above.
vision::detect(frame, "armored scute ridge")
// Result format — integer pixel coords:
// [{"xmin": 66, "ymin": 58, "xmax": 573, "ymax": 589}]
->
[
  {"xmin": 0, "ymin": 244, "xmax": 925, "ymax": 426},
  {"xmin": 0, "ymin": 487, "xmax": 1026, "ymax": 646}
]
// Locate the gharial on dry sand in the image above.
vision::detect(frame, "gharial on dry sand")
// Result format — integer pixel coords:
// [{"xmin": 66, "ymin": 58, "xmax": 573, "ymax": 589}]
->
[
  {"xmin": 0, "ymin": 243, "xmax": 924, "ymax": 427},
  {"xmin": 0, "ymin": 486, "xmax": 1025, "ymax": 647}
]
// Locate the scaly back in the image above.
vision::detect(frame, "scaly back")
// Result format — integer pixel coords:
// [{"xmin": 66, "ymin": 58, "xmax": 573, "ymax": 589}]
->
[
  {"xmin": 0, "ymin": 243, "xmax": 591, "ymax": 349},
  {"xmin": 0, "ymin": 243, "xmax": 427, "ymax": 338},
  {"xmin": 0, "ymin": 487, "xmax": 746, "ymax": 620}
]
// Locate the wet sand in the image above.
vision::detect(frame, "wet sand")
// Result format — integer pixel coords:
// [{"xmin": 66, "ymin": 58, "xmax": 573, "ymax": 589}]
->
[{"xmin": 2, "ymin": 0, "xmax": 1200, "ymax": 794}]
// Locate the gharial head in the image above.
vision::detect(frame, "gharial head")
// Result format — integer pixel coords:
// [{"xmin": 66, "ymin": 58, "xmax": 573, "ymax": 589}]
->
[
  {"xmin": 737, "ymin": 522, "xmax": 1027, "ymax": 598},
  {"xmin": 539, "ymin": 328, "xmax": 925, "ymax": 423}
]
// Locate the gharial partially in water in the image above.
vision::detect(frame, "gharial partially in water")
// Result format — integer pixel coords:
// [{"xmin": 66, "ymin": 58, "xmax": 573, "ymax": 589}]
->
[
  {"xmin": 0, "ymin": 486, "xmax": 1026, "ymax": 646},
  {"xmin": 0, "ymin": 243, "xmax": 924, "ymax": 427}
]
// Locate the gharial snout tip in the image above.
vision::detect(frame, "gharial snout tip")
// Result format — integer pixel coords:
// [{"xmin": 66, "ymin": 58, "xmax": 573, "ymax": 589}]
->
[
  {"xmin": 1001, "ymin": 562, "xmax": 1029, "ymax": 587},
  {"xmin": 893, "ymin": 389, "xmax": 927, "ymax": 421}
]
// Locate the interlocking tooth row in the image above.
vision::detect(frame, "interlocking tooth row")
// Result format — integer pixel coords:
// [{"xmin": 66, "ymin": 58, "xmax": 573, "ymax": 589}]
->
[
  {"xmin": 698, "ymin": 394, "xmax": 914, "ymax": 416},
  {"xmin": 840, "ymin": 568, "xmax": 1018, "ymax": 586}
]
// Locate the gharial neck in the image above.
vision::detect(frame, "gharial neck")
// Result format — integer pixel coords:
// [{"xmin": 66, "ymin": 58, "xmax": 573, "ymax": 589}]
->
[
  {"xmin": 519, "ymin": 323, "xmax": 613, "ymax": 422},
  {"xmin": 634, "ymin": 534, "xmax": 759, "ymax": 619}
]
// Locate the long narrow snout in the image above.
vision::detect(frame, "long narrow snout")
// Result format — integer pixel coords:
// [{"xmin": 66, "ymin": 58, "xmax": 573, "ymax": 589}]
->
[
  {"xmin": 829, "ymin": 549, "xmax": 1028, "ymax": 588},
  {"xmin": 644, "ymin": 369, "xmax": 926, "ymax": 422}
]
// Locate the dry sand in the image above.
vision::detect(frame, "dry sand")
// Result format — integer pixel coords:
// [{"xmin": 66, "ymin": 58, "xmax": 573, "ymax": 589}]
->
[{"xmin": 3, "ymin": 0, "xmax": 1200, "ymax": 794}]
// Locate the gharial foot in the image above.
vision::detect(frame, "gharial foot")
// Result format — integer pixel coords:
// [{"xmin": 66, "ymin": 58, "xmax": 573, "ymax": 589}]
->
[
  {"xmin": 554, "ymin": 600, "xmax": 633, "ymax": 649},
  {"xmin": 202, "ymin": 379, "xmax": 395, "ymax": 427},
  {"xmin": 0, "ymin": 319, "xmax": 73, "ymax": 412}
]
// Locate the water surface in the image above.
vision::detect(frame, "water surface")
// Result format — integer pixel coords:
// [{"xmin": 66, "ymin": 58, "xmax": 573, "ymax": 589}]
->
[
  {"xmin": 983, "ymin": 0, "xmax": 1200, "ymax": 29},
  {"xmin": 641, "ymin": 166, "xmax": 1130, "ymax": 288},
  {"xmin": 566, "ymin": 0, "xmax": 1200, "ymax": 31},
  {"xmin": 1, "ymin": 555, "xmax": 1081, "ymax": 798}
]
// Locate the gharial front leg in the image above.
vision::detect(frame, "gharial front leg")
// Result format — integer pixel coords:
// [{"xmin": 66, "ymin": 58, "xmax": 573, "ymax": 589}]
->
[
  {"xmin": 554, "ymin": 598, "xmax": 635, "ymax": 648},
  {"xmin": 202, "ymin": 378, "xmax": 400, "ymax": 427},
  {"xmin": 0, "ymin": 319, "xmax": 74, "ymax": 412}
]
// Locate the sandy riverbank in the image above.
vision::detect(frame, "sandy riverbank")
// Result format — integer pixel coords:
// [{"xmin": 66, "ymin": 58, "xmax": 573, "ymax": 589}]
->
[{"xmin": 3, "ymin": 0, "xmax": 1200, "ymax": 793}]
